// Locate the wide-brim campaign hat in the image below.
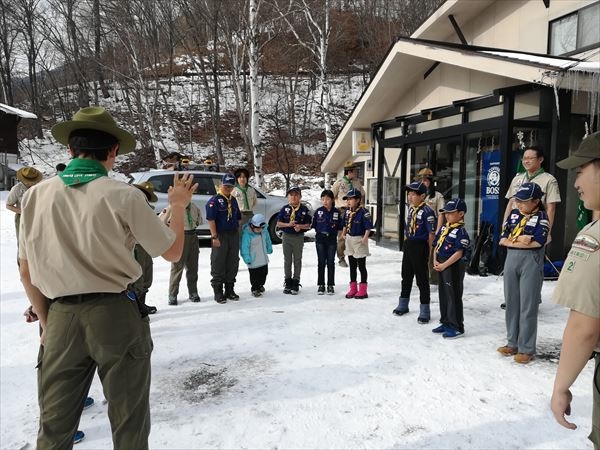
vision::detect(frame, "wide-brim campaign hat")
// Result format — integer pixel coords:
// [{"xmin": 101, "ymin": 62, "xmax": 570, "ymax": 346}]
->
[
  {"xmin": 51, "ymin": 107, "xmax": 136, "ymax": 154},
  {"xmin": 133, "ymin": 182, "xmax": 158, "ymax": 203},
  {"xmin": 514, "ymin": 182, "xmax": 543, "ymax": 201},
  {"xmin": 343, "ymin": 188, "xmax": 362, "ymax": 200},
  {"xmin": 16, "ymin": 167, "xmax": 43, "ymax": 185},
  {"xmin": 440, "ymin": 198, "xmax": 467, "ymax": 213},
  {"xmin": 557, "ymin": 131, "xmax": 600, "ymax": 169},
  {"xmin": 404, "ymin": 181, "xmax": 427, "ymax": 195},
  {"xmin": 415, "ymin": 168, "xmax": 436, "ymax": 180}
]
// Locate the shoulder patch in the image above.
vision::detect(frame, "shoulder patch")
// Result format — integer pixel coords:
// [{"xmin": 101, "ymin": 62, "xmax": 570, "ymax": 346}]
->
[{"xmin": 572, "ymin": 234, "xmax": 600, "ymax": 253}]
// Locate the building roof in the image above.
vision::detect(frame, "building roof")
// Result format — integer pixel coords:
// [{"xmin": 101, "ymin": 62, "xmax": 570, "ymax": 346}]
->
[
  {"xmin": 322, "ymin": 37, "xmax": 599, "ymax": 172},
  {"xmin": 0, "ymin": 103, "xmax": 37, "ymax": 119}
]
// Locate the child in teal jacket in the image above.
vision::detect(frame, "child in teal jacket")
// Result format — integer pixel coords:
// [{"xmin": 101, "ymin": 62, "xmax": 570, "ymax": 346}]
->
[{"xmin": 240, "ymin": 213, "xmax": 273, "ymax": 297}]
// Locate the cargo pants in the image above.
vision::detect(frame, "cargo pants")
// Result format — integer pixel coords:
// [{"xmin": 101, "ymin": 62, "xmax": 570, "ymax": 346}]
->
[
  {"xmin": 36, "ymin": 293, "xmax": 153, "ymax": 450},
  {"xmin": 168, "ymin": 232, "xmax": 199, "ymax": 298}
]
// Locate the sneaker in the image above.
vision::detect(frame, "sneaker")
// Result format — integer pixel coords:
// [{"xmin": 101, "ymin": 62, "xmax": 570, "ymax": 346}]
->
[
  {"xmin": 338, "ymin": 258, "xmax": 348, "ymax": 268},
  {"xmin": 317, "ymin": 285, "xmax": 325, "ymax": 295},
  {"xmin": 189, "ymin": 293, "xmax": 201, "ymax": 303},
  {"xmin": 442, "ymin": 328, "xmax": 464, "ymax": 339},
  {"xmin": 251, "ymin": 290, "xmax": 262, "ymax": 297},
  {"xmin": 146, "ymin": 305, "xmax": 157, "ymax": 314},
  {"xmin": 83, "ymin": 397, "xmax": 94, "ymax": 410},
  {"xmin": 168, "ymin": 296, "xmax": 177, "ymax": 306},
  {"xmin": 326, "ymin": 285, "xmax": 334, "ymax": 295},
  {"xmin": 432, "ymin": 324, "xmax": 449, "ymax": 334},
  {"xmin": 500, "ymin": 303, "xmax": 506, "ymax": 310},
  {"xmin": 73, "ymin": 430, "xmax": 85, "ymax": 444},
  {"xmin": 497, "ymin": 345, "xmax": 518, "ymax": 356},
  {"xmin": 514, "ymin": 353, "xmax": 535, "ymax": 364}
]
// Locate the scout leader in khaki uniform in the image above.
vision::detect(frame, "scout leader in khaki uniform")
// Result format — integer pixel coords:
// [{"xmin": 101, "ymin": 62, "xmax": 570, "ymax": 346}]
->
[
  {"xmin": 18, "ymin": 106, "xmax": 197, "ymax": 450},
  {"xmin": 551, "ymin": 131, "xmax": 600, "ymax": 449},
  {"xmin": 160, "ymin": 199, "xmax": 203, "ymax": 305},
  {"xmin": 503, "ymin": 146, "xmax": 561, "ymax": 236},
  {"xmin": 5, "ymin": 166, "xmax": 43, "ymax": 238},
  {"xmin": 331, "ymin": 161, "xmax": 365, "ymax": 267}
]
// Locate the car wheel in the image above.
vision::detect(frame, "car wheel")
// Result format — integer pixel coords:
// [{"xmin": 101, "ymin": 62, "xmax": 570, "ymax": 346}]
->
[{"xmin": 268, "ymin": 216, "xmax": 282, "ymax": 244}]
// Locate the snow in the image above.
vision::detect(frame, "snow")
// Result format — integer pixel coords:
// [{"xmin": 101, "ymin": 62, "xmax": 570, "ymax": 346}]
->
[{"xmin": 0, "ymin": 190, "xmax": 594, "ymax": 449}]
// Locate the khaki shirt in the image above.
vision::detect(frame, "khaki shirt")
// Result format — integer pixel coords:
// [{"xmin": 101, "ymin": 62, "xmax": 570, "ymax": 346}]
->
[
  {"xmin": 6, "ymin": 182, "xmax": 28, "ymax": 210},
  {"xmin": 553, "ymin": 220, "xmax": 600, "ymax": 351},
  {"xmin": 505, "ymin": 171, "xmax": 561, "ymax": 206},
  {"xmin": 18, "ymin": 176, "xmax": 175, "ymax": 298},
  {"xmin": 232, "ymin": 185, "xmax": 257, "ymax": 212},
  {"xmin": 425, "ymin": 191, "xmax": 445, "ymax": 217},
  {"xmin": 159, "ymin": 202, "xmax": 202, "ymax": 230},
  {"xmin": 332, "ymin": 177, "xmax": 366, "ymax": 208}
]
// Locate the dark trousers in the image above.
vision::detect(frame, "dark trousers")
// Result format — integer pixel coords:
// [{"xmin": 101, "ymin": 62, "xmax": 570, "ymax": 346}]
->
[
  {"xmin": 438, "ymin": 259, "xmax": 465, "ymax": 332},
  {"xmin": 169, "ymin": 233, "xmax": 199, "ymax": 297},
  {"xmin": 400, "ymin": 239, "xmax": 430, "ymax": 304},
  {"xmin": 211, "ymin": 229, "xmax": 240, "ymax": 285},
  {"xmin": 37, "ymin": 293, "xmax": 152, "ymax": 450},
  {"xmin": 349, "ymin": 256, "xmax": 367, "ymax": 283},
  {"xmin": 316, "ymin": 238, "xmax": 337, "ymax": 286},
  {"xmin": 249, "ymin": 265, "xmax": 268, "ymax": 290}
]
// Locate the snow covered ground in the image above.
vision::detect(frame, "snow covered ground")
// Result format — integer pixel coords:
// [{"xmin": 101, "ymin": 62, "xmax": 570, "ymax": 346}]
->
[{"xmin": 0, "ymin": 190, "xmax": 594, "ymax": 449}]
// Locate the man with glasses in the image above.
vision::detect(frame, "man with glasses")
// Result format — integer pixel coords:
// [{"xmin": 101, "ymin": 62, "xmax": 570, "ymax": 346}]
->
[{"xmin": 503, "ymin": 146, "xmax": 561, "ymax": 233}]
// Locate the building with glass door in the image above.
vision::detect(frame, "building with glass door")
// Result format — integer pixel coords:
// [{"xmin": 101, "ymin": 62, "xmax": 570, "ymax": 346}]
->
[{"xmin": 322, "ymin": 0, "xmax": 599, "ymax": 270}]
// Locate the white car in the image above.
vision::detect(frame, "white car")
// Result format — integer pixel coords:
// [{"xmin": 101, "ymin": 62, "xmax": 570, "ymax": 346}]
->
[{"xmin": 130, "ymin": 170, "xmax": 313, "ymax": 244}]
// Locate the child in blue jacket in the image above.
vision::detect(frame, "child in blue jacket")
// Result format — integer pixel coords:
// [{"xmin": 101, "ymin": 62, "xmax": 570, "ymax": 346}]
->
[
  {"xmin": 312, "ymin": 189, "xmax": 343, "ymax": 295},
  {"xmin": 240, "ymin": 213, "xmax": 273, "ymax": 297}
]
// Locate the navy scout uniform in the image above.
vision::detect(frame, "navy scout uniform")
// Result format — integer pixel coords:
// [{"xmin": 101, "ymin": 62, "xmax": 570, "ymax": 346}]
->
[
  {"xmin": 206, "ymin": 186, "xmax": 241, "ymax": 301},
  {"xmin": 19, "ymin": 166, "xmax": 175, "ymax": 450},
  {"xmin": 312, "ymin": 205, "xmax": 342, "ymax": 289},
  {"xmin": 433, "ymin": 217, "xmax": 470, "ymax": 333},
  {"xmin": 278, "ymin": 200, "xmax": 312, "ymax": 292},
  {"xmin": 500, "ymin": 205, "xmax": 549, "ymax": 356}
]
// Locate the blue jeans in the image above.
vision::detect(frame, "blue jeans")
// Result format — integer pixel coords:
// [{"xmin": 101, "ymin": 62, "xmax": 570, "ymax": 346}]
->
[{"xmin": 316, "ymin": 240, "xmax": 336, "ymax": 286}]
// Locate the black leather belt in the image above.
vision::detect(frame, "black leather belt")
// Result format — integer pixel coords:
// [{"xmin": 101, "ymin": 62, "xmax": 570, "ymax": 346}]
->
[
  {"xmin": 53, "ymin": 292, "xmax": 120, "ymax": 303},
  {"xmin": 184, "ymin": 230, "xmax": 197, "ymax": 235}
]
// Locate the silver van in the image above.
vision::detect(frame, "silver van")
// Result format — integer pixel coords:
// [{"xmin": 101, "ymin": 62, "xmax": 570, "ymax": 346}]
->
[{"xmin": 130, "ymin": 170, "xmax": 310, "ymax": 244}]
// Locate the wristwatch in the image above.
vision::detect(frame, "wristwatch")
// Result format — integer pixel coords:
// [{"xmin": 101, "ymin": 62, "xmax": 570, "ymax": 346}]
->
[{"xmin": 211, "ymin": 235, "xmax": 218, "ymax": 240}]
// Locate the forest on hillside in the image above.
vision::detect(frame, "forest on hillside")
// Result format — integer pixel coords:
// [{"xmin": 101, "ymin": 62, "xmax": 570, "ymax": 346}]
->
[{"xmin": 0, "ymin": 0, "xmax": 443, "ymax": 178}]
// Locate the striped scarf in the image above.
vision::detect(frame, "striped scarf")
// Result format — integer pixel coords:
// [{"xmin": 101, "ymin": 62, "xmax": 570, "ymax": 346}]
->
[
  {"xmin": 434, "ymin": 220, "xmax": 464, "ymax": 253},
  {"xmin": 218, "ymin": 188, "xmax": 233, "ymax": 220}
]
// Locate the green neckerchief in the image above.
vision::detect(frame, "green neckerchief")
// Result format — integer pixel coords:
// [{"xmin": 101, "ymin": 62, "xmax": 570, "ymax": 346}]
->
[
  {"xmin": 186, "ymin": 204, "xmax": 195, "ymax": 228},
  {"xmin": 59, "ymin": 158, "xmax": 108, "ymax": 187},
  {"xmin": 343, "ymin": 176, "xmax": 353, "ymax": 190},
  {"xmin": 524, "ymin": 167, "xmax": 544, "ymax": 182},
  {"xmin": 236, "ymin": 183, "xmax": 250, "ymax": 210}
]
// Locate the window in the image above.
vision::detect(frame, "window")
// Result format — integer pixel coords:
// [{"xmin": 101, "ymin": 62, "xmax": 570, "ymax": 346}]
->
[{"xmin": 549, "ymin": 2, "xmax": 600, "ymax": 56}]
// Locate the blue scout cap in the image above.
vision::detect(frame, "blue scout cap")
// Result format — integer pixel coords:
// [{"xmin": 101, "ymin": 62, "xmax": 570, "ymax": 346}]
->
[
  {"xmin": 286, "ymin": 186, "xmax": 301, "ymax": 195},
  {"xmin": 343, "ymin": 188, "xmax": 362, "ymax": 200},
  {"xmin": 514, "ymin": 182, "xmax": 543, "ymax": 201},
  {"xmin": 221, "ymin": 172, "xmax": 236, "ymax": 186},
  {"xmin": 440, "ymin": 198, "xmax": 467, "ymax": 213},
  {"xmin": 250, "ymin": 213, "xmax": 266, "ymax": 227},
  {"xmin": 404, "ymin": 181, "xmax": 427, "ymax": 195}
]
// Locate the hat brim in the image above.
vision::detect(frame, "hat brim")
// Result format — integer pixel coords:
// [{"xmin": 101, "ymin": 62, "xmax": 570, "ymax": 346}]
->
[
  {"xmin": 51, "ymin": 120, "xmax": 136, "ymax": 154},
  {"xmin": 343, "ymin": 195, "xmax": 360, "ymax": 200},
  {"xmin": 16, "ymin": 172, "xmax": 43, "ymax": 184},
  {"xmin": 286, "ymin": 189, "xmax": 301, "ymax": 195},
  {"xmin": 134, "ymin": 185, "xmax": 158, "ymax": 203},
  {"xmin": 556, "ymin": 155, "xmax": 595, "ymax": 170}
]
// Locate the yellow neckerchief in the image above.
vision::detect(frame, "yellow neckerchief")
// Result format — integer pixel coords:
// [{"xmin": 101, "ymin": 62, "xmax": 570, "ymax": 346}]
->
[
  {"xmin": 218, "ymin": 187, "xmax": 232, "ymax": 220},
  {"xmin": 508, "ymin": 207, "xmax": 539, "ymax": 241},
  {"xmin": 289, "ymin": 203, "xmax": 301, "ymax": 222},
  {"xmin": 434, "ymin": 220, "xmax": 464, "ymax": 253},
  {"xmin": 346, "ymin": 207, "xmax": 359, "ymax": 233},
  {"xmin": 408, "ymin": 201, "xmax": 425, "ymax": 236}
]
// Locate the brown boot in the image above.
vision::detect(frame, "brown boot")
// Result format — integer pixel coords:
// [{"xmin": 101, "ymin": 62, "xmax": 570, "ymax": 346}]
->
[
  {"xmin": 514, "ymin": 353, "xmax": 535, "ymax": 364},
  {"xmin": 497, "ymin": 346, "xmax": 517, "ymax": 356}
]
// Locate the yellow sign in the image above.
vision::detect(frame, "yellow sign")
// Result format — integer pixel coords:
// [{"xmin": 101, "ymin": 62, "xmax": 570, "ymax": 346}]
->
[{"xmin": 352, "ymin": 130, "xmax": 372, "ymax": 156}]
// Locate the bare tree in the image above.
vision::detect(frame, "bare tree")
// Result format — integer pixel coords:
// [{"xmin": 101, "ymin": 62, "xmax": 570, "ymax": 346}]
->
[{"xmin": 0, "ymin": 0, "xmax": 18, "ymax": 105}]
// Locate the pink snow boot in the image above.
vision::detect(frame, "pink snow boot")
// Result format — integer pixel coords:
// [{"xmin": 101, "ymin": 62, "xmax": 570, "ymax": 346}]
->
[
  {"xmin": 345, "ymin": 282, "xmax": 358, "ymax": 299},
  {"xmin": 354, "ymin": 282, "xmax": 368, "ymax": 299}
]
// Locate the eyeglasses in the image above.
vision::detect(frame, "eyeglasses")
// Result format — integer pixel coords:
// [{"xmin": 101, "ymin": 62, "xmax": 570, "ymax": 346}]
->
[{"xmin": 522, "ymin": 156, "xmax": 539, "ymax": 161}]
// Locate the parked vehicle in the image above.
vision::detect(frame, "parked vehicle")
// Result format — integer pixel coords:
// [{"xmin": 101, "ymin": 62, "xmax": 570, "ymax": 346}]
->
[{"xmin": 129, "ymin": 170, "xmax": 312, "ymax": 244}]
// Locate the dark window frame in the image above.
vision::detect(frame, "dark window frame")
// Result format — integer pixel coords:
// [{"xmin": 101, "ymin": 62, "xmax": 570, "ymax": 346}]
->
[{"xmin": 548, "ymin": 1, "xmax": 600, "ymax": 56}]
